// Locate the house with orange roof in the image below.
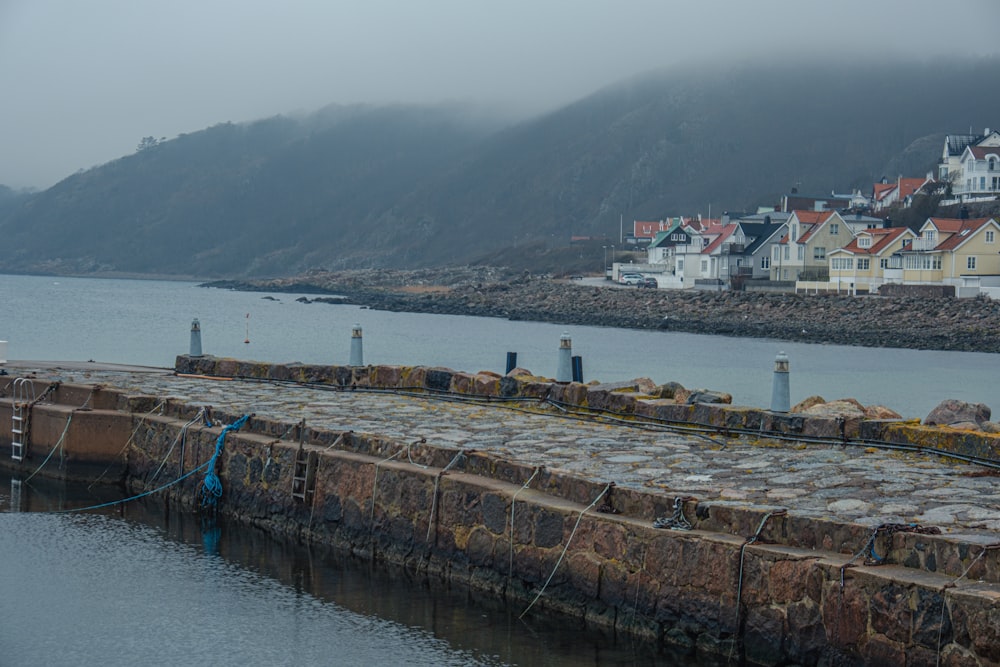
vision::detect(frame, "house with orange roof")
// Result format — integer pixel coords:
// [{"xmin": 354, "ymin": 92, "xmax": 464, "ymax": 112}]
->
[
  {"xmin": 770, "ymin": 210, "xmax": 855, "ymax": 282},
  {"xmin": 896, "ymin": 217, "xmax": 1000, "ymax": 294},
  {"xmin": 825, "ymin": 226, "xmax": 917, "ymax": 294},
  {"xmin": 872, "ymin": 175, "xmax": 936, "ymax": 211}
]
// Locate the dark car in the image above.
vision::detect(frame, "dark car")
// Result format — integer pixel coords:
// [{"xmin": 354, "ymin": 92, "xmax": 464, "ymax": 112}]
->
[{"xmin": 637, "ymin": 276, "xmax": 658, "ymax": 288}]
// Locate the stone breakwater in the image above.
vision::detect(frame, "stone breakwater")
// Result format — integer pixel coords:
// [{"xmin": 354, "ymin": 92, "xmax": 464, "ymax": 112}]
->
[
  {"xmin": 5, "ymin": 360, "xmax": 1000, "ymax": 666},
  {"xmin": 204, "ymin": 269, "xmax": 1000, "ymax": 353}
]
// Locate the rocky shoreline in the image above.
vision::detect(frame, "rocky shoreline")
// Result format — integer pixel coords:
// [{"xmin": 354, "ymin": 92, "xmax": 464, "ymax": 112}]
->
[{"xmin": 203, "ymin": 267, "xmax": 1000, "ymax": 353}]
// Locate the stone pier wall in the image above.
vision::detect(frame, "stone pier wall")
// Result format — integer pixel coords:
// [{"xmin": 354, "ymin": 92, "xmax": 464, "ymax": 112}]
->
[
  {"xmin": 3, "ymin": 366, "xmax": 1000, "ymax": 665},
  {"xmin": 117, "ymin": 403, "xmax": 999, "ymax": 667}
]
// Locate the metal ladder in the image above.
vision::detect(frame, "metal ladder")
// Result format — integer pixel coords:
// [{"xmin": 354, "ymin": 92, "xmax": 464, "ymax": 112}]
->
[
  {"xmin": 291, "ymin": 446, "xmax": 317, "ymax": 504},
  {"xmin": 11, "ymin": 378, "xmax": 35, "ymax": 461}
]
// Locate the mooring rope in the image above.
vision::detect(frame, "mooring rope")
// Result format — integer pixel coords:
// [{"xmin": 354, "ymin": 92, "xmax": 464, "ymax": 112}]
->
[
  {"xmin": 731, "ymin": 509, "xmax": 787, "ymax": 663},
  {"xmin": 88, "ymin": 398, "xmax": 168, "ymax": 489},
  {"xmin": 23, "ymin": 388, "xmax": 97, "ymax": 483},
  {"xmin": 519, "ymin": 483, "xmax": 612, "ymax": 620},
  {"xmin": 370, "ymin": 447, "xmax": 406, "ymax": 533},
  {"xmin": 426, "ymin": 449, "xmax": 468, "ymax": 543},
  {"xmin": 935, "ymin": 543, "xmax": 1000, "ymax": 665},
  {"xmin": 55, "ymin": 458, "xmax": 216, "ymax": 514},
  {"xmin": 148, "ymin": 408, "xmax": 206, "ymax": 486},
  {"xmin": 198, "ymin": 413, "xmax": 252, "ymax": 509},
  {"xmin": 509, "ymin": 467, "xmax": 541, "ymax": 583}
]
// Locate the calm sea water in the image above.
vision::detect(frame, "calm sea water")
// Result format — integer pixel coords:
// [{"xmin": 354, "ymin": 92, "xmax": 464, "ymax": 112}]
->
[
  {"xmin": 0, "ymin": 472, "xmax": 694, "ymax": 667},
  {"xmin": 4, "ymin": 273, "xmax": 996, "ymax": 665},
  {"xmin": 2, "ymin": 273, "xmax": 998, "ymax": 418}
]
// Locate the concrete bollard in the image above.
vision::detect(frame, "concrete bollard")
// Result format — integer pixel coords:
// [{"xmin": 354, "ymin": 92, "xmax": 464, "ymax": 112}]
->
[
  {"xmin": 770, "ymin": 351, "xmax": 790, "ymax": 412},
  {"xmin": 189, "ymin": 320, "xmax": 203, "ymax": 357},
  {"xmin": 506, "ymin": 352, "xmax": 518, "ymax": 374},
  {"xmin": 0, "ymin": 340, "xmax": 7, "ymax": 365},
  {"xmin": 556, "ymin": 333, "xmax": 573, "ymax": 383},
  {"xmin": 349, "ymin": 323, "xmax": 364, "ymax": 366}
]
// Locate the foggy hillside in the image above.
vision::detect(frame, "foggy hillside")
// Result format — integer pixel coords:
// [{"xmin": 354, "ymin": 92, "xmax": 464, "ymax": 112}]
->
[{"xmin": 1, "ymin": 57, "xmax": 998, "ymax": 278}]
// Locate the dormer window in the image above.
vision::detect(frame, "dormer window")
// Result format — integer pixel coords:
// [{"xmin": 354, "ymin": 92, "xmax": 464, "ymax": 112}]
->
[
  {"xmin": 858, "ymin": 237, "xmax": 872, "ymax": 248},
  {"xmin": 924, "ymin": 230, "xmax": 936, "ymax": 241}
]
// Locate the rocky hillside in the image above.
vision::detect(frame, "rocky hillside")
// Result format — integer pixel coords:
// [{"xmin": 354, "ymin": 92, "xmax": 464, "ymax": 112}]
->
[{"xmin": 3, "ymin": 56, "xmax": 1000, "ymax": 278}]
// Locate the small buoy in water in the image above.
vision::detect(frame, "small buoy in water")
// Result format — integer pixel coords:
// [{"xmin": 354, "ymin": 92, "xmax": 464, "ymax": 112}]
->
[{"xmin": 244, "ymin": 312, "xmax": 250, "ymax": 344}]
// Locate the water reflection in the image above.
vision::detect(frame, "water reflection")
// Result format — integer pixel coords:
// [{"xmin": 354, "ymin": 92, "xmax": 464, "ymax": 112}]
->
[{"xmin": 1, "ymin": 473, "xmax": 703, "ymax": 667}]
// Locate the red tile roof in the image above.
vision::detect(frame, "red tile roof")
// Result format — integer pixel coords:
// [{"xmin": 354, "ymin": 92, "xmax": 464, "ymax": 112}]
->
[
  {"xmin": 934, "ymin": 218, "xmax": 995, "ymax": 251},
  {"xmin": 873, "ymin": 182, "xmax": 896, "ymax": 201},
  {"xmin": 838, "ymin": 227, "xmax": 913, "ymax": 255},
  {"xmin": 701, "ymin": 224, "xmax": 738, "ymax": 254},
  {"xmin": 969, "ymin": 146, "xmax": 1000, "ymax": 160}
]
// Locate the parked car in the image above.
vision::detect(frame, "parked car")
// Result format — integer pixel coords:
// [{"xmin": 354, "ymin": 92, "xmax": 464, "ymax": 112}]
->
[
  {"xmin": 618, "ymin": 273, "xmax": 644, "ymax": 285},
  {"xmin": 637, "ymin": 276, "xmax": 658, "ymax": 288}
]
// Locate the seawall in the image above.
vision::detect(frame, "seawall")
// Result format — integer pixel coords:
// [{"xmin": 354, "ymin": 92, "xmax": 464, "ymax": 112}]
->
[{"xmin": 2, "ymin": 359, "xmax": 1000, "ymax": 666}]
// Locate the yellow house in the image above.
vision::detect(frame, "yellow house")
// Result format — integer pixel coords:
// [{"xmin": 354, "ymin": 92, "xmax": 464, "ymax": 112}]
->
[
  {"xmin": 827, "ymin": 226, "xmax": 917, "ymax": 294},
  {"xmin": 771, "ymin": 210, "xmax": 854, "ymax": 282},
  {"xmin": 898, "ymin": 217, "xmax": 1000, "ymax": 289}
]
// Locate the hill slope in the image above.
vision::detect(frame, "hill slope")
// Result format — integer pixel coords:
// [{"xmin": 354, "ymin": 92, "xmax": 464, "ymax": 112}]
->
[{"xmin": 1, "ymin": 56, "xmax": 998, "ymax": 278}]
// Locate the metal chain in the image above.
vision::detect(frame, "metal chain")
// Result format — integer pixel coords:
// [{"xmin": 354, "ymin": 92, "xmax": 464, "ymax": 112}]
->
[{"xmin": 653, "ymin": 496, "xmax": 694, "ymax": 530}]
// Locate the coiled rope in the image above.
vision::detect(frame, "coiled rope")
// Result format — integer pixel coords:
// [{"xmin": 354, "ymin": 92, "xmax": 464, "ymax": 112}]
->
[{"xmin": 199, "ymin": 413, "xmax": 252, "ymax": 509}]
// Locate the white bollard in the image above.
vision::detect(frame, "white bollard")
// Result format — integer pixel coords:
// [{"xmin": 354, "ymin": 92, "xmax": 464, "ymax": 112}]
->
[
  {"xmin": 189, "ymin": 319, "xmax": 203, "ymax": 357},
  {"xmin": 556, "ymin": 333, "xmax": 573, "ymax": 382},
  {"xmin": 770, "ymin": 351, "xmax": 790, "ymax": 412},
  {"xmin": 350, "ymin": 324, "xmax": 364, "ymax": 366},
  {"xmin": 0, "ymin": 340, "xmax": 7, "ymax": 365}
]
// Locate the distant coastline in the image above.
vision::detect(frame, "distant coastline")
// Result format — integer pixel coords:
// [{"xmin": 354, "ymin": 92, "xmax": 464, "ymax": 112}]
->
[{"xmin": 201, "ymin": 268, "xmax": 1000, "ymax": 354}]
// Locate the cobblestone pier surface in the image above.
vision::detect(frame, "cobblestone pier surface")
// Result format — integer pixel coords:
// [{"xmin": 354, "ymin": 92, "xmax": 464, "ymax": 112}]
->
[{"xmin": 7, "ymin": 361, "xmax": 1000, "ymax": 542}]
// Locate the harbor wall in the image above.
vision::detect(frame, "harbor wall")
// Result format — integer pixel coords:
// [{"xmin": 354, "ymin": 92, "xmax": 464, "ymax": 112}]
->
[{"xmin": 3, "ymin": 365, "xmax": 1000, "ymax": 665}]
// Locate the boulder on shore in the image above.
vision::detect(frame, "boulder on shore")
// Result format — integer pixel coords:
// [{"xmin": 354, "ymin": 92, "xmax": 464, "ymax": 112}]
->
[{"xmin": 924, "ymin": 399, "xmax": 992, "ymax": 428}]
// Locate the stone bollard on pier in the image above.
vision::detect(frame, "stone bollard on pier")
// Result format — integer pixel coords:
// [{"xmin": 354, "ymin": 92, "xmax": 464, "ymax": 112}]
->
[
  {"xmin": 350, "ymin": 324, "xmax": 364, "ymax": 366},
  {"xmin": 771, "ymin": 351, "xmax": 790, "ymax": 412},
  {"xmin": 557, "ymin": 333, "xmax": 572, "ymax": 383},
  {"xmin": 189, "ymin": 319, "xmax": 203, "ymax": 357}
]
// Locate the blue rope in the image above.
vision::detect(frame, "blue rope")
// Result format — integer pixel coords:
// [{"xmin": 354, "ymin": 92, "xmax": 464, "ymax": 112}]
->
[
  {"xmin": 55, "ymin": 459, "xmax": 212, "ymax": 513},
  {"xmin": 199, "ymin": 414, "xmax": 251, "ymax": 509}
]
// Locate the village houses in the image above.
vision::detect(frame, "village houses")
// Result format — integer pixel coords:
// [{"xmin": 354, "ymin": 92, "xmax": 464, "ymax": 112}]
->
[{"xmin": 624, "ymin": 127, "xmax": 998, "ymax": 297}]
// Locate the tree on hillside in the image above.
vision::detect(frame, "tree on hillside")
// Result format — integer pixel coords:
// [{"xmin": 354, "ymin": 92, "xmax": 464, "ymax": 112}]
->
[{"xmin": 136, "ymin": 136, "xmax": 164, "ymax": 152}]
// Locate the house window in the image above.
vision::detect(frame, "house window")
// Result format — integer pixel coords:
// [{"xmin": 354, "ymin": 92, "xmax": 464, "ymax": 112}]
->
[
  {"xmin": 784, "ymin": 246, "xmax": 790, "ymax": 260},
  {"xmin": 677, "ymin": 259, "xmax": 684, "ymax": 271},
  {"xmin": 813, "ymin": 247, "xmax": 826, "ymax": 260},
  {"xmin": 830, "ymin": 223, "xmax": 839, "ymax": 235},
  {"xmin": 761, "ymin": 256, "xmax": 770, "ymax": 270},
  {"xmin": 968, "ymin": 256, "xmax": 977, "ymax": 270},
  {"xmin": 831, "ymin": 258, "xmax": 854, "ymax": 270},
  {"xmin": 797, "ymin": 245, "xmax": 804, "ymax": 260},
  {"xmin": 981, "ymin": 177, "xmax": 987, "ymax": 190},
  {"xmin": 933, "ymin": 256, "xmax": 941, "ymax": 270},
  {"xmin": 987, "ymin": 230, "xmax": 995, "ymax": 244},
  {"xmin": 791, "ymin": 226, "xmax": 798, "ymax": 242},
  {"xmin": 858, "ymin": 237, "xmax": 871, "ymax": 248},
  {"xmin": 991, "ymin": 158, "xmax": 996, "ymax": 171},
  {"xmin": 701, "ymin": 259, "xmax": 708, "ymax": 273},
  {"xmin": 858, "ymin": 258, "xmax": 870, "ymax": 270},
  {"xmin": 923, "ymin": 230, "xmax": 936, "ymax": 241},
  {"xmin": 880, "ymin": 258, "xmax": 889, "ymax": 269}
]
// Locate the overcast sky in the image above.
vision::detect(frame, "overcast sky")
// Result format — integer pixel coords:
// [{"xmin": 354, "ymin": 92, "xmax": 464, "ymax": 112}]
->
[{"xmin": 2, "ymin": 0, "xmax": 998, "ymax": 189}]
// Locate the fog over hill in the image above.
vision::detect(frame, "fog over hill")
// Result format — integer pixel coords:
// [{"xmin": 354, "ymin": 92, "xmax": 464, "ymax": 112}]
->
[{"xmin": 1, "ymin": 57, "xmax": 998, "ymax": 279}]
